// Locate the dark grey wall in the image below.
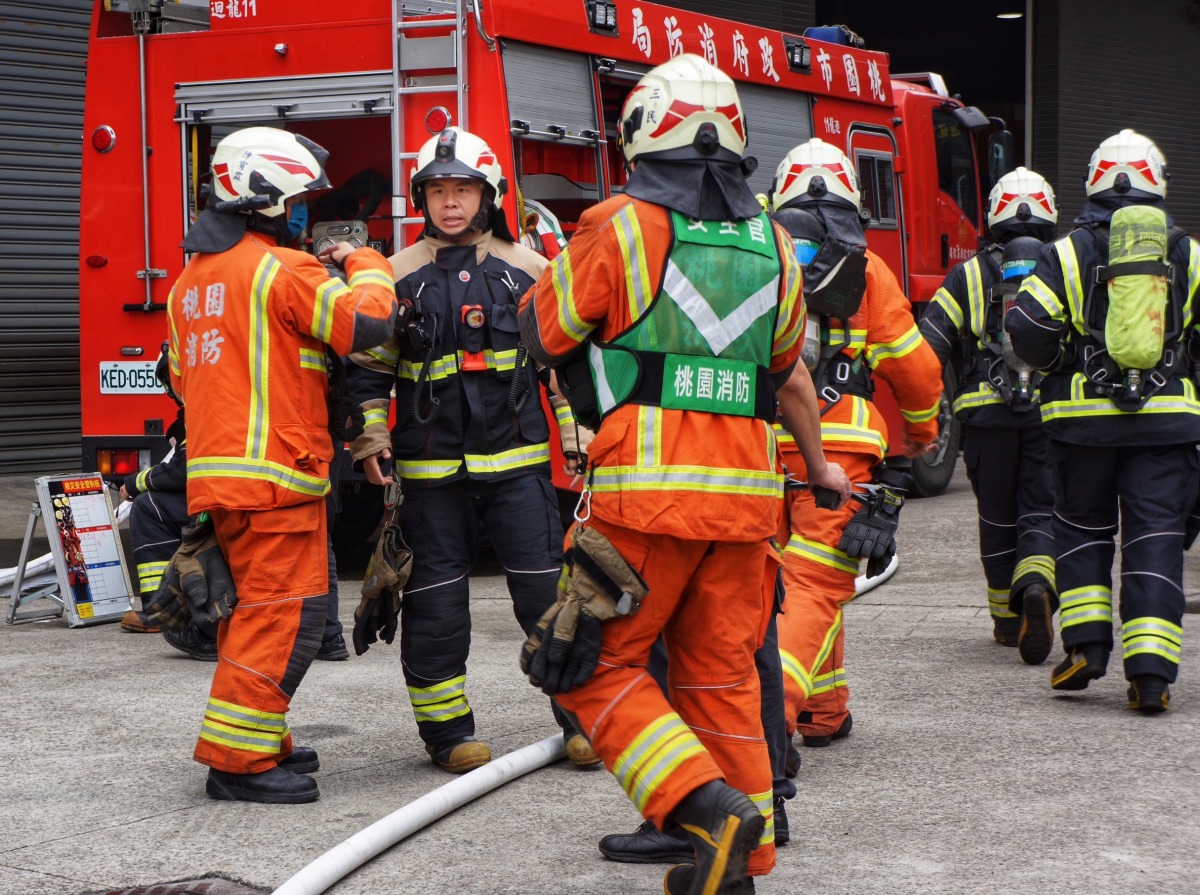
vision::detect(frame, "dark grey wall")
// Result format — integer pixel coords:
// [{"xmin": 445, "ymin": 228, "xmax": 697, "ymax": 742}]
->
[
  {"xmin": 676, "ymin": 0, "xmax": 814, "ymax": 34},
  {"xmin": 1033, "ymin": 0, "xmax": 1200, "ymax": 233}
]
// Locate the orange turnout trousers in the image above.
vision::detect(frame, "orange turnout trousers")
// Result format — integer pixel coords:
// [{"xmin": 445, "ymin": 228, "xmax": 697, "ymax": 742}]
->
[
  {"xmin": 776, "ymin": 450, "xmax": 875, "ymax": 739},
  {"xmin": 554, "ymin": 516, "xmax": 780, "ymax": 875},
  {"xmin": 192, "ymin": 501, "xmax": 328, "ymax": 774}
]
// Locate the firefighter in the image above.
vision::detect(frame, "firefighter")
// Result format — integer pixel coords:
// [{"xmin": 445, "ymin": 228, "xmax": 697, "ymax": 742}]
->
[
  {"xmin": 347, "ymin": 127, "xmax": 598, "ymax": 774},
  {"xmin": 1007, "ymin": 130, "xmax": 1200, "ymax": 712},
  {"xmin": 768, "ymin": 139, "xmax": 943, "ymax": 748},
  {"xmin": 166, "ymin": 126, "xmax": 397, "ymax": 803},
  {"xmin": 919, "ymin": 167, "xmax": 1059, "ymax": 664},
  {"xmin": 518, "ymin": 55, "xmax": 851, "ymax": 894}
]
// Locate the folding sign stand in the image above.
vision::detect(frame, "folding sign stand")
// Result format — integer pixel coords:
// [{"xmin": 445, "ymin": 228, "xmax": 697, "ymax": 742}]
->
[{"xmin": 6, "ymin": 474, "xmax": 133, "ymax": 627}]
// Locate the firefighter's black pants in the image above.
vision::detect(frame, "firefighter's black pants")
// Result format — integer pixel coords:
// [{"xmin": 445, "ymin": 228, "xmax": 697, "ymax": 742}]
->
[
  {"xmin": 398, "ymin": 471, "xmax": 566, "ymax": 746},
  {"xmin": 963, "ymin": 423, "xmax": 1055, "ymax": 635},
  {"xmin": 1048, "ymin": 440, "xmax": 1197, "ymax": 682}
]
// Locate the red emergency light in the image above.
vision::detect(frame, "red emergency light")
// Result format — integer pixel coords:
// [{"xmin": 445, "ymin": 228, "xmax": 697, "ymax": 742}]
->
[
  {"xmin": 91, "ymin": 125, "xmax": 116, "ymax": 153},
  {"xmin": 96, "ymin": 448, "xmax": 142, "ymax": 478},
  {"xmin": 425, "ymin": 106, "xmax": 451, "ymax": 134}
]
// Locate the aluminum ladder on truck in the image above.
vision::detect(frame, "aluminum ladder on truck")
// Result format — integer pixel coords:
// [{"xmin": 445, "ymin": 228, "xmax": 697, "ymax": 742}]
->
[{"xmin": 392, "ymin": 0, "xmax": 487, "ymax": 251}]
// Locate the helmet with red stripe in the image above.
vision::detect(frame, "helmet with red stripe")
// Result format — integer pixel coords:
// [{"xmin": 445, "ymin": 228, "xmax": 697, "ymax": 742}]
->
[
  {"xmin": 210, "ymin": 126, "xmax": 330, "ymax": 218},
  {"xmin": 618, "ymin": 53, "xmax": 747, "ymax": 164},
  {"xmin": 770, "ymin": 138, "xmax": 861, "ymax": 213},
  {"xmin": 1085, "ymin": 129, "xmax": 1168, "ymax": 201},
  {"xmin": 410, "ymin": 127, "xmax": 507, "ymax": 212},
  {"xmin": 986, "ymin": 166, "xmax": 1058, "ymax": 239}
]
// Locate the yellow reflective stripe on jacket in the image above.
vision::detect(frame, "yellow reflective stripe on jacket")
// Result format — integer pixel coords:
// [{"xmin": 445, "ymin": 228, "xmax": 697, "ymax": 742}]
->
[
  {"xmin": 866, "ymin": 322, "xmax": 924, "ymax": 364},
  {"xmin": 299, "ymin": 347, "xmax": 325, "ymax": 372},
  {"xmin": 1040, "ymin": 374, "xmax": 1200, "ymax": 422},
  {"xmin": 348, "ymin": 267, "xmax": 396, "ymax": 290},
  {"xmin": 187, "ymin": 455, "xmax": 330, "ymax": 498},
  {"xmin": 826, "ymin": 326, "xmax": 868, "ymax": 354},
  {"xmin": 635, "ymin": 406, "xmax": 664, "ymax": 468},
  {"xmin": 247, "ymin": 253, "xmax": 282, "ymax": 461},
  {"xmin": 1058, "ymin": 585, "xmax": 1112, "ymax": 630},
  {"xmin": 784, "ymin": 533, "xmax": 859, "ymax": 574},
  {"xmin": 1013, "ymin": 554, "xmax": 1055, "ymax": 588},
  {"xmin": 1018, "ymin": 273, "xmax": 1064, "ymax": 321},
  {"xmin": 772, "ymin": 421, "xmax": 796, "ymax": 451},
  {"xmin": 930, "ymin": 285, "xmax": 965, "ymax": 333},
  {"xmin": 1056, "ymin": 236, "xmax": 1086, "ymax": 332},
  {"xmin": 779, "ymin": 646, "xmax": 813, "ymax": 699},
  {"xmin": 964, "ymin": 256, "xmax": 987, "ymax": 338},
  {"xmin": 614, "ymin": 204, "xmax": 653, "ymax": 320},
  {"xmin": 137, "ymin": 559, "xmax": 169, "ymax": 594},
  {"xmin": 1186, "ymin": 240, "xmax": 1200, "ymax": 328},
  {"xmin": 463, "ymin": 442, "xmax": 550, "ymax": 475},
  {"xmin": 398, "ymin": 353, "xmax": 458, "ymax": 382},
  {"xmin": 1121, "ymin": 616, "xmax": 1183, "ymax": 665},
  {"xmin": 134, "ymin": 467, "xmax": 152, "ymax": 491},
  {"xmin": 366, "ymin": 342, "xmax": 400, "ymax": 368},
  {"xmin": 590, "ymin": 464, "xmax": 781, "ymax": 498},
  {"xmin": 989, "ymin": 587, "xmax": 1016, "ymax": 619},
  {"xmin": 396, "ymin": 458, "xmax": 462, "ymax": 479},
  {"xmin": 819, "ymin": 395, "xmax": 886, "ymax": 452},
  {"xmin": 901, "ymin": 395, "xmax": 941, "ymax": 424},
  {"xmin": 311, "ymin": 276, "xmax": 350, "ymax": 343},
  {"xmin": 612, "ymin": 713, "xmax": 706, "ymax": 814},
  {"xmin": 553, "ymin": 402, "xmax": 574, "ymax": 426},
  {"xmin": 953, "ymin": 381, "xmax": 1006, "ymax": 414},
  {"xmin": 408, "ymin": 675, "xmax": 471, "ymax": 724},
  {"xmin": 363, "ymin": 406, "xmax": 389, "ymax": 427},
  {"xmin": 549, "ymin": 250, "xmax": 590, "ymax": 344},
  {"xmin": 774, "ymin": 245, "xmax": 805, "ymax": 355}
]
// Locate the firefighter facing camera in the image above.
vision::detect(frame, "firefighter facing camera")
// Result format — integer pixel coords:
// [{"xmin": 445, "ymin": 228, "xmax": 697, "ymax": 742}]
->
[
  {"xmin": 162, "ymin": 126, "xmax": 397, "ymax": 803},
  {"xmin": 1007, "ymin": 130, "xmax": 1200, "ymax": 713},
  {"xmin": 519, "ymin": 55, "xmax": 851, "ymax": 895},
  {"xmin": 768, "ymin": 138, "xmax": 944, "ymax": 756},
  {"xmin": 347, "ymin": 126, "xmax": 598, "ymax": 776},
  {"xmin": 919, "ymin": 167, "xmax": 1060, "ymax": 664}
]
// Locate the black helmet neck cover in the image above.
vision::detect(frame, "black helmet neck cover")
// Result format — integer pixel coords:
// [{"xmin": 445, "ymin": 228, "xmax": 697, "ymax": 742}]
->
[
  {"xmin": 625, "ymin": 157, "xmax": 762, "ymax": 221},
  {"xmin": 181, "ymin": 208, "xmax": 249, "ymax": 254}
]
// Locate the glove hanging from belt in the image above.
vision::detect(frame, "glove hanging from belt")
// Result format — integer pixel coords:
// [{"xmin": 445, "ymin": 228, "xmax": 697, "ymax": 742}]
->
[
  {"xmin": 145, "ymin": 511, "xmax": 238, "ymax": 631},
  {"xmin": 838, "ymin": 462, "xmax": 912, "ymax": 578},
  {"xmin": 521, "ymin": 525, "xmax": 649, "ymax": 696},
  {"xmin": 353, "ymin": 488, "xmax": 412, "ymax": 655}
]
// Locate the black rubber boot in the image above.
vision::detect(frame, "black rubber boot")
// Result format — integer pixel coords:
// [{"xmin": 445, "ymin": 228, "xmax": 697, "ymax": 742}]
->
[
  {"xmin": 597, "ymin": 819, "xmax": 692, "ymax": 864},
  {"xmin": 773, "ymin": 797, "xmax": 789, "ymax": 847},
  {"xmin": 1127, "ymin": 675, "xmax": 1171, "ymax": 713},
  {"xmin": 278, "ymin": 746, "xmax": 320, "ymax": 774},
  {"xmin": 667, "ymin": 780, "xmax": 765, "ymax": 895},
  {"xmin": 1050, "ymin": 643, "xmax": 1109, "ymax": 691},
  {"xmin": 801, "ymin": 712, "xmax": 852, "ymax": 748},
  {"xmin": 205, "ymin": 766, "xmax": 319, "ymax": 804},
  {"xmin": 1017, "ymin": 584, "xmax": 1054, "ymax": 666},
  {"xmin": 162, "ymin": 624, "xmax": 218, "ymax": 661}
]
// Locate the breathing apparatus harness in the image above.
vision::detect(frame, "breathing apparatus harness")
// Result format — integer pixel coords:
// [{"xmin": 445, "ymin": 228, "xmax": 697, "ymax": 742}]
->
[{"xmin": 970, "ymin": 237, "xmax": 1046, "ymax": 410}]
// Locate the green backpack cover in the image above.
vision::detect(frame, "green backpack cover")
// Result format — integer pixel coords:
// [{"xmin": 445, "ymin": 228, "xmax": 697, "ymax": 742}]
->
[{"xmin": 1102, "ymin": 205, "xmax": 1171, "ymax": 370}]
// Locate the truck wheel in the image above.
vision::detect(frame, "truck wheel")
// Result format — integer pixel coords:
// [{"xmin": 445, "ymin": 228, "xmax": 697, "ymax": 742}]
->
[{"xmin": 909, "ymin": 366, "xmax": 960, "ymax": 498}]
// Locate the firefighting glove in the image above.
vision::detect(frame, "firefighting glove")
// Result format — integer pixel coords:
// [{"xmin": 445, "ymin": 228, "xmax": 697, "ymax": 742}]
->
[
  {"xmin": 145, "ymin": 560, "xmax": 192, "ymax": 632},
  {"xmin": 838, "ymin": 465, "xmax": 912, "ymax": 578},
  {"xmin": 147, "ymin": 512, "xmax": 238, "ymax": 630},
  {"xmin": 353, "ymin": 516, "xmax": 412, "ymax": 655},
  {"xmin": 521, "ymin": 526, "xmax": 649, "ymax": 696}
]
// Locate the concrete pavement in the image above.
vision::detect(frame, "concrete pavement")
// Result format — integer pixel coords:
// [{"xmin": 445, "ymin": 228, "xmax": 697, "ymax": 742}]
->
[{"xmin": 2, "ymin": 466, "xmax": 1199, "ymax": 895}]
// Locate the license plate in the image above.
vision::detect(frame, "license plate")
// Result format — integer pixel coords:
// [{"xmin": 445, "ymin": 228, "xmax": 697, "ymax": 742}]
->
[{"xmin": 99, "ymin": 361, "xmax": 160, "ymax": 394}]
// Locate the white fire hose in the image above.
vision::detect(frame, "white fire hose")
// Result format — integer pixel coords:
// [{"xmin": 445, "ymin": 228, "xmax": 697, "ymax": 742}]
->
[
  {"xmin": 271, "ymin": 734, "xmax": 567, "ymax": 895},
  {"xmin": 852, "ymin": 552, "xmax": 899, "ymax": 599}
]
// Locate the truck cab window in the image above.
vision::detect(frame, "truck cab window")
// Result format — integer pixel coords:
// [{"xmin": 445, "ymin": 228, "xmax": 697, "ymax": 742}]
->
[
  {"xmin": 855, "ymin": 152, "xmax": 897, "ymax": 228},
  {"xmin": 933, "ymin": 109, "xmax": 979, "ymax": 227}
]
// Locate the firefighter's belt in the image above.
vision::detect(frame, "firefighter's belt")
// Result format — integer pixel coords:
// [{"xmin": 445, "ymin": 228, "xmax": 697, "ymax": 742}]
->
[
  {"xmin": 353, "ymin": 511, "xmax": 412, "ymax": 655},
  {"xmin": 520, "ymin": 526, "xmax": 649, "ymax": 695},
  {"xmin": 145, "ymin": 512, "xmax": 238, "ymax": 631}
]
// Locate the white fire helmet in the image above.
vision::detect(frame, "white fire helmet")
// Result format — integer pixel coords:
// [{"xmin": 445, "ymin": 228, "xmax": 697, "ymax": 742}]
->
[
  {"xmin": 410, "ymin": 127, "xmax": 507, "ymax": 212},
  {"xmin": 770, "ymin": 138, "xmax": 861, "ymax": 212},
  {"xmin": 1085, "ymin": 129, "xmax": 1168, "ymax": 200},
  {"xmin": 986, "ymin": 167, "xmax": 1058, "ymax": 235},
  {"xmin": 618, "ymin": 53, "xmax": 747, "ymax": 164},
  {"xmin": 209, "ymin": 126, "xmax": 330, "ymax": 218}
]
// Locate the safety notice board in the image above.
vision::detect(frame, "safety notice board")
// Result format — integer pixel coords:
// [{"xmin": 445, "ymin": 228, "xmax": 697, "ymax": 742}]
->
[{"xmin": 35, "ymin": 474, "xmax": 133, "ymax": 626}]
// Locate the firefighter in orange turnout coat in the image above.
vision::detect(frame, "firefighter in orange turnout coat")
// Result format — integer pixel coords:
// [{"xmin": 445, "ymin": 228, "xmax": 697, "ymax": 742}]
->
[
  {"xmin": 167, "ymin": 128, "xmax": 396, "ymax": 804},
  {"xmin": 769, "ymin": 140, "xmax": 943, "ymax": 749},
  {"xmin": 518, "ymin": 57, "xmax": 850, "ymax": 895}
]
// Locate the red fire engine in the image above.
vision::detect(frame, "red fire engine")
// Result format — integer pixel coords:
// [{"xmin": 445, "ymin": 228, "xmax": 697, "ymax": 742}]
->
[{"xmin": 80, "ymin": 0, "xmax": 1011, "ymax": 543}]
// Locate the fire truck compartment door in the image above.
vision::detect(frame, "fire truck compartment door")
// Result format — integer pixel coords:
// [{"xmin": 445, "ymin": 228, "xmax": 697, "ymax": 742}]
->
[
  {"xmin": 174, "ymin": 72, "xmax": 394, "ymax": 124},
  {"xmin": 736, "ymin": 82, "xmax": 813, "ymax": 195},
  {"xmin": 502, "ymin": 42, "xmax": 600, "ymax": 145}
]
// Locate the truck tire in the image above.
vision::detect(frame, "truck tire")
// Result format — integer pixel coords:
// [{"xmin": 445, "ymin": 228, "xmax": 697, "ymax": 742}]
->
[{"xmin": 909, "ymin": 366, "xmax": 959, "ymax": 498}]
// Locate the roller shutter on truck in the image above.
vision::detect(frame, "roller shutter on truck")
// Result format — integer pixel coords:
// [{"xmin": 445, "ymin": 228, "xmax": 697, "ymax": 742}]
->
[{"xmin": 0, "ymin": 0, "xmax": 90, "ymax": 473}]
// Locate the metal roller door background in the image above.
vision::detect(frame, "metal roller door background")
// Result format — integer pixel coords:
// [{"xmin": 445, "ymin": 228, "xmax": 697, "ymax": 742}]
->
[{"xmin": 0, "ymin": 0, "xmax": 90, "ymax": 473}]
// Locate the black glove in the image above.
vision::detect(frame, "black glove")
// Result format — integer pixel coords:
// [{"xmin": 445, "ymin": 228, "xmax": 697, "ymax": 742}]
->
[
  {"xmin": 352, "ymin": 588, "xmax": 401, "ymax": 656},
  {"xmin": 175, "ymin": 513, "xmax": 238, "ymax": 625},
  {"xmin": 522, "ymin": 604, "xmax": 604, "ymax": 697},
  {"xmin": 839, "ymin": 465, "xmax": 911, "ymax": 577},
  {"xmin": 352, "ymin": 516, "xmax": 411, "ymax": 655}
]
